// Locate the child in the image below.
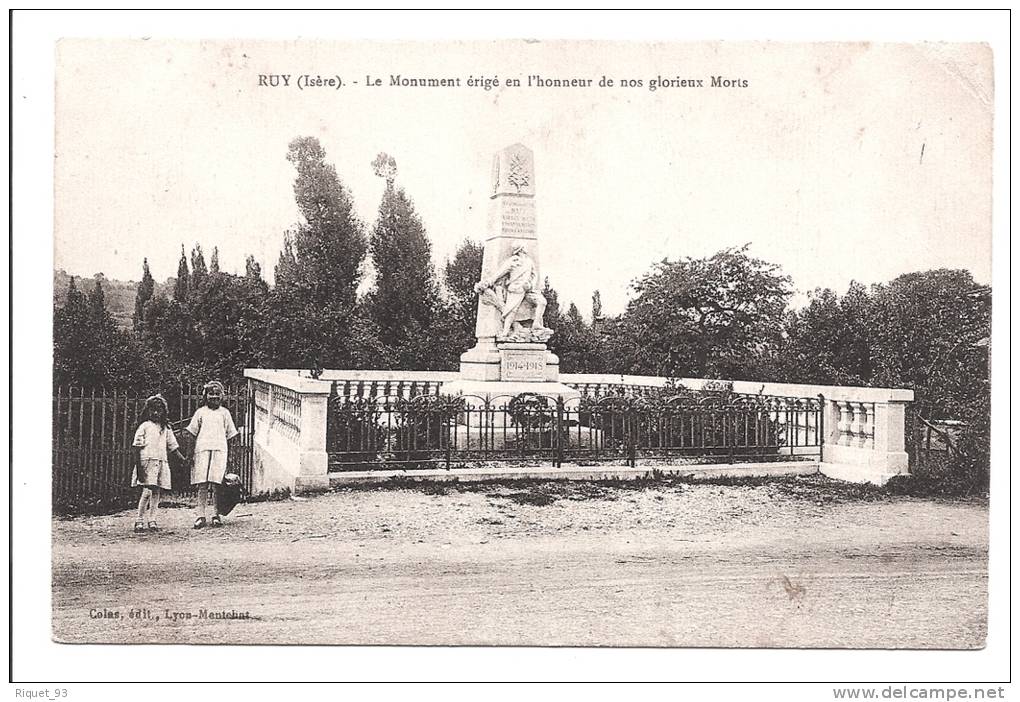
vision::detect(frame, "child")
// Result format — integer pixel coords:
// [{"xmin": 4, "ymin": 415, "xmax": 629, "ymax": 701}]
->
[
  {"xmin": 186, "ymin": 380, "xmax": 239, "ymax": 529},
  {"xmin": 131, "ymin": 394, "xmax": 186, "ymax": 533}
]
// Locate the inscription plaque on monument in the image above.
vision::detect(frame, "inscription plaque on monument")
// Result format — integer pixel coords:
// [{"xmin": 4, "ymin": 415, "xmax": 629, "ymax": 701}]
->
[
  {"xmin": 487, "ymin": 198, "xmax": 537, "ymax": 240},
  {"xmin": 500, "ymin": 347, "xmax": 547, "ymax": 381}
]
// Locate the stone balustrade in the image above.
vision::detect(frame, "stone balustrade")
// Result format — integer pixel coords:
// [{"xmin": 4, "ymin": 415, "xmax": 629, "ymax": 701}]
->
[
  {"xmin": 244, "ymin": 368, "xmax": 914, "ymax": 492},
  {"xmin": 245, "ymin": 369, "xmax": 332, "ymax": 494},
  {"xmin": 561, "ymin": 374, "xmax": 913, "ymax": 485}
]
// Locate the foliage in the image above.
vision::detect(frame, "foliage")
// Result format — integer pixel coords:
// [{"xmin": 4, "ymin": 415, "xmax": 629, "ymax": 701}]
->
[
  {"xmin": 367, "ymin": 161, "xmax": 443, "ymax": 368},
  {"xmin": 325, "ymin": 396, "xmax": 387, "ymax": 466},
  {"xmin": 606, "ymin": 244, "xmax": 793, "ymax": 379},
  {"xmin": 190, "ymin": 243, "xmax": 209, "ymax": 291},
  {"xmin": 282, "ymin": 136, "xmax": 367, "ymax": 312},
  {"xmin": 262, "ymin": 137, "xmax": 372, "ymax": 373},
  {"xmin": 780, "ymin": 282, "xmax": 874, "ymax": 385},
  {"xmin": 541, "ymin": 278, "xmax": 606, "ymax": 373},
  {"xmin": 869, "ymin": 270, "xmax": 990, "ymax": 421},
  {"xmin": 555, "ymin": 302, "xmax": 606, "ymax": 373},
  {"xmin": 391, "ymin": 395, "xmax": 463, "ymax": 465},
  {"xmin": 779, "ymin": 270, "xmax": 990, "ymax": 495},
  {"xmin": 174, "ymin": 245, "xmax": 190, "ymax": 303},
  {"xmin": 443, "ymin": 239, "xmax": 484, "ymax": 351},
  {"xmin": 133, "ymin": 259, "xmax": 155, "ymax": 331},
  {"xmin": 54, "ymin": 277, "xmax": 151, "ymax": 388}
]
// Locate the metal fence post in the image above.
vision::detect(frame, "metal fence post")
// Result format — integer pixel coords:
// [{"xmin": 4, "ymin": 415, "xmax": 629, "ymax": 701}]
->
[
  {"xmin": 727, "ymin": 409, "xmax": 735, "ymax": 463},
  {"xmin": 445, "ymin": 412, "xmax": 452, "ymax": 470},
  {"xmin": 628, "ymin": 404, "xmax": 637, "ymax": 468},
  {"xmin": 555, "ymin": 397, "xmax": 564, "ymax": 468}
]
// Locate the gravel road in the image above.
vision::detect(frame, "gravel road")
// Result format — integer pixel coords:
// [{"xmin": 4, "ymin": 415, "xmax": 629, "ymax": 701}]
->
[{"xmin": 52, "ymin": 476, "xmax": 988, "ymax": 648}]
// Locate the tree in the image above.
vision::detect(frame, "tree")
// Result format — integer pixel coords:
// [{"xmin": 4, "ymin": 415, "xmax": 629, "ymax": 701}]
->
[
  {"xmin": 273, "ymin": 232, "xmax": 300, "ymax": 288},
  {"xmin": 209, "ymin": 246, "xmax": 220, "ymax": 275},
  {"xmin": 133, "ymin": 258, "xmax": 155, "ymax": 330},
  {"xmin": 262, "ymin": 137, "xmax": 371, "ymax": 371},
  {"xmin": 54, "ymin": 277, "xmax": 148, "ymax": 387},
  {"xmin": 541, "ymin": 277, "xmax": 599, "ymax": 372},
  {"xmin": 191, "ymin": 269, "xmax": 264, "ymax": 378},
  {"xmin": 610, "ymin": 245, "xmax": 793, "ymax": 379},
  {"xmin": 556, "ymin": 302, "xmax": 604, "ymax": 373},
  {"xmin": 245, "ymin": 254, "xmax": 262, "ymax": 282},
  {"xmin": 367, "ymin": 153, "xmax": 443, "ymax": 368},
  {"xmin": 779, "ymin": 282, "xmax": 874, "ymax": 385},
  {"xmin": 174, "ymin": 245, "xmax": 190, "ymax": 303},
  {"xmin": 541, "ymin": 277, "xmax": 562, "ymax": 330},
  {"xmin": 285, "ymin": 136, "xmax": 367, "ymax": 311},
  {"xmin": 54, "ymin": 277, "xmax": 91, "ymax": 385},
  {"xmin": 591, "ymin": 289, "xmax": 603, "ymax": 328},
  {"xmin": 441, "ymin": 239, "xmax": 485, "ymax": 354},
  {"xmin": 868, "ymin": 270, "xmax": 989, "ymax": 421},
  {"xmin": 234, "ymin": 255, "xmax": 272, "ymax": 370},
  {"xmin": 190, "ymin": 243, "xmax": 208, "ymax": 293}
]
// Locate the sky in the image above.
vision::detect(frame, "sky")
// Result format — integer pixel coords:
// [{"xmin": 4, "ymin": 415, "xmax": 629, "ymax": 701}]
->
[{"xmin": 54, "ymin": 39, "xmax": 993, "ymax": 317}]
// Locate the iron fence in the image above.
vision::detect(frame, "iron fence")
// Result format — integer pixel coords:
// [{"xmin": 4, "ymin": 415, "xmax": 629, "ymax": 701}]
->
[
  {"xmin": 326, "ymin": 392, "xmax": 822, "ymax": 471},
  {"xmin": 52, "ymin": 382, "xmax": 254, "ymax": 514}
]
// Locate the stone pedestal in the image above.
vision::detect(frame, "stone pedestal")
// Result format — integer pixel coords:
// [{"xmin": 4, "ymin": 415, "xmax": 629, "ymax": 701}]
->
[{"xmin": 459, "ymin": 341, "xmax": 560, "ymax": 382}]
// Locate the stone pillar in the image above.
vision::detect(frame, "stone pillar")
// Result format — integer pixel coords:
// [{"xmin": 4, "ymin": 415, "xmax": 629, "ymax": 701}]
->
[
  {"xmin": 245, "ymin": 370, "xmax": 333, "ymax": 495},
  {"xmin": 296, "ymin": 392, "xmax": 330, "ymax": 492},
  {"xmin": 871, "ymin": 400, "xmax": 909, "ymax": 473},
  {"xmin": 823, "ymin": 399, "xmax": 842, "ymax": 446}
]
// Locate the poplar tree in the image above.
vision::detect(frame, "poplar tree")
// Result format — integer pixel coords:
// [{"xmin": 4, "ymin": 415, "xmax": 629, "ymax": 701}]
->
[
  {"xmin": 367, "ymin": 152, "xmax": 442, "ymax": 367},
  {"xmin": 133, "ymin": 258, "xmax": 155, "ymax": 330},
  {"xmin": 263, "ymin": 136, "xmax": 376, "ymax": 371},
  {"xmin": 174, "ymin": 245, "xmax": 190, "ymax": 302}
]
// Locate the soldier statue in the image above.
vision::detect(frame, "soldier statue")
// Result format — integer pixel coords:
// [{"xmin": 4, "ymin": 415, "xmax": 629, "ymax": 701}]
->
[{"xmin": 474, "ymin": 241, "xmax": 551, "ymax": 342}]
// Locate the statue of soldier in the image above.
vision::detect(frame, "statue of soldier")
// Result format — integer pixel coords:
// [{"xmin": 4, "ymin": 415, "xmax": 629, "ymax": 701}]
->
[{"xmin": 474, "ymin": 241, "xmax": 549, "ymax": 340}]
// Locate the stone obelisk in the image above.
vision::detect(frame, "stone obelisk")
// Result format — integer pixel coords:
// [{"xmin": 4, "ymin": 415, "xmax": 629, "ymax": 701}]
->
[{"xmin": 441, "ymin": 143, "xmax": 579, "ymax": 401}]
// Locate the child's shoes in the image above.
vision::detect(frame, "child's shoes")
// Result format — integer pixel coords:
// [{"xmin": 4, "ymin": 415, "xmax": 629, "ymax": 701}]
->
[
  {"xmin": 211, "ymin": 515, "xmax": 223, "ymax": 528},
  {"xmin": 194, "ymin": 517, "xmax": 207, "ymax": 529},
  {"xmin": 133, "ymin": 522, "xmax": 146, "ymax": 534},
  {"xmin": 148, "ymin": 522, "xmax": 159, "ymax": 532}
]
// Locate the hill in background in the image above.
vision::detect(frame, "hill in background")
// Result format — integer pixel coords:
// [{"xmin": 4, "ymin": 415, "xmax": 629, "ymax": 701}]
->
[{"xmin": 53, "ymin": 269, "xmax": 174, "ymax": 331}]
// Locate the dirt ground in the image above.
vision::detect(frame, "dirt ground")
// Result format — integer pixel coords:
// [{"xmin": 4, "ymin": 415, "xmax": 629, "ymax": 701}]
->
[{"xmin": 51, "ymin": 474, "xmax": 988, "ymax": 648}]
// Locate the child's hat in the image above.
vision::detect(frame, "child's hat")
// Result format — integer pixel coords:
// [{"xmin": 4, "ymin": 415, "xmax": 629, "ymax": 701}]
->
[
  {"xmin": 145, "ymin": 394, "xmax": 168, "ymax": 411},
  {"xmin": 203, "ymin": 380, "xmax": 224, "ymax": 394}
]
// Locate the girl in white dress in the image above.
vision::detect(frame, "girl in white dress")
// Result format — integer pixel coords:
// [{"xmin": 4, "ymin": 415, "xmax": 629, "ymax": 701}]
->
[
  {"xmin": 131, "ymin": 394, "xmax": 186, "ymax": 533},
  {"xmin": 186, "ymin": 381, "xmax": 239, "ymax": 529}
]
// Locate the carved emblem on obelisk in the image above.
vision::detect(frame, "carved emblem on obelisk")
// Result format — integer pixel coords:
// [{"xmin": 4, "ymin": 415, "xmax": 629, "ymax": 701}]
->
[
  {"xmin": 490, "ymin": 143, "xmax": 535, "ymax": 198},
  {"xmin": 507, "ymin": 152, "xmax": 530, "ymax": 192}
]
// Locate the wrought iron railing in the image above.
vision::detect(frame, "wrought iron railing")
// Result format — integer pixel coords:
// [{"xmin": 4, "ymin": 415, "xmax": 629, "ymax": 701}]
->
[{"xmin": 325, "ymin": 392, "xmax": 822, "ymax": 471}]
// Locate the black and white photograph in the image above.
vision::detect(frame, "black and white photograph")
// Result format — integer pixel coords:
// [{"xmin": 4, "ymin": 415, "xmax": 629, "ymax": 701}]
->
[{"xmin": 10, "ymin": 8, "xmax": 1011, "ymax": 690}]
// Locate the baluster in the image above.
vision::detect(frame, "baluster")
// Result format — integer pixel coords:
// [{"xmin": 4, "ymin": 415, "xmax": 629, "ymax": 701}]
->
[
  {"xmin": 847, "ymin": 402, "xmax": 862, "ymax": 447},
  {"xmin": 837, "ymin": 401, "xmax": 852, "ymax": 446},
  {"xmin": 858, "ymin": 403, "xmax": 873, "ymax": 449}
]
